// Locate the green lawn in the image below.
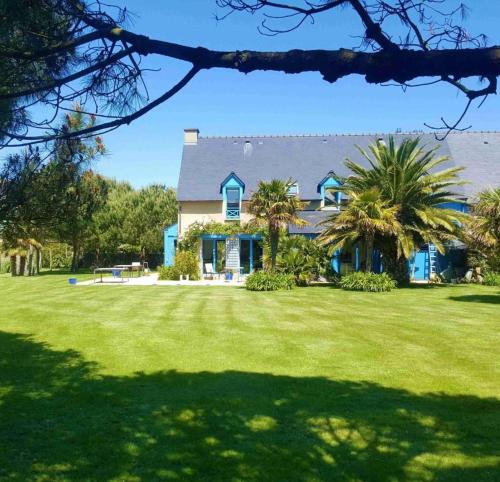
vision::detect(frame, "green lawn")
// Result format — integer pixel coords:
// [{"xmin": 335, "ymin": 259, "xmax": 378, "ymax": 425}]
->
[{"xmin": 0, "ymin": 273, "xmax": 499, "ymax": 482}]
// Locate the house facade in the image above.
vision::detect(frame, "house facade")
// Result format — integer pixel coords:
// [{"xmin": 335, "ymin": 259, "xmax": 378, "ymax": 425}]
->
[{"xmin": 165, "ymin": 128, "xmax": 500, "ymax": 280}]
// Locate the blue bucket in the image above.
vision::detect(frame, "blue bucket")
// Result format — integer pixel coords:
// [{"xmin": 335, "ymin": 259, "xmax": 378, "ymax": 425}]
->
[
  {"xmin": 111, "ymin": 269, "xmax": 121, "ymax": 278},
  {"xmin": 68, "ymin": 278, "xmax": 77, "ymax": 285},
  {"xmin": 225, "ymin": 271, "xmax": 233, "ymax": 281}
]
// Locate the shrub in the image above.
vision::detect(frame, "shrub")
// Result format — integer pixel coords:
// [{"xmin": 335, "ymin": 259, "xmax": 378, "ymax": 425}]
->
[
  {"xmin": 276, "ymin": 236, "xmax": 332, "ymax": 285},
  {"xmin": 483, "ymin": 272, "xmax": 500, "ymax": 286},
  {"xmin": 42, "ymin": 243, "xmax": 73, "ymax": 269},
  {"xmin": 277, "ymin": 249, "xmax": 314, "ymax": 286},
  {"xmin": 158, "ymin": 251, "xmax": 200, "ymax": 281},
  {"xmin": 158, "ymin": 265, "xmax": 179, "ymax": 280},
  {"xmin": 175, "ymin": 251, "xmax": 200, "ymax": 280},
  {"xmin": 466, "ymin": 251, "xmax": 490, "ymax": 272},
  {"xmin": 245, "ymin": 271, "xmax": 294, "ymax": 291},
  {"xmin": 0, "ymin": 257, "xmax": 10, "ymax": 274},
  {"xmin": 339, "ymin": 272, "xmax": 397, "ymax": 292}
]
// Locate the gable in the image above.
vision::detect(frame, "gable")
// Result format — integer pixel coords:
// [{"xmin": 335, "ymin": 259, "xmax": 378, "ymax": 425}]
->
[
  {"xmin": 220, "ymin": 172, "xmax": 245, "ymax": 193},
  {"xmin": 317, "ymin": 172, "xmax": 341, "ymax": 193}
]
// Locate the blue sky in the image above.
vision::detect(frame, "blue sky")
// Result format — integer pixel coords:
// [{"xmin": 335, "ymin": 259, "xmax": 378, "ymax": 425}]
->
[{"xmin": 85, "ymin": 1, "xmax": 499, "ymax": 187}]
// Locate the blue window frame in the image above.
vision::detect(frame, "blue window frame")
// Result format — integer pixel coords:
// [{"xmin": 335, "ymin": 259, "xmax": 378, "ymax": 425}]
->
[
  {"xmin": 324, "ymin": 186, "xmax": 341, "ymax": 207},
  {"xmin": 287, "ymin": 182, "xmax": 299, "ymax": 196},
  {"xmin": 318, "ymin": 172, "xmax": 341, "ymax": 210},
  {"xmin": 226, "ymin": 187, "xmax": 240, "ymax": 219},
  {"xmin": 220, "ymin": 172, "xmax": 245, "ymax": 221}
]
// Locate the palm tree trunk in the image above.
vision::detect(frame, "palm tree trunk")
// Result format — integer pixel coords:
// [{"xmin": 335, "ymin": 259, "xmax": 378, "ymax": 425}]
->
[
  {"xmin": 269, "ymin": 228, "xmax": 279, "ymax": 271},
  {"xmin": 10, "ymin": 255, "xmax": 17, "ymax": 277},
  {"xmin": 365, "ymin": 236, "xmax": 374, "ymax": 273},
  {"xmin": 27, "ymin": 247, "xmax": 34, "ymax": 276},
  {"xmin": 19, "ymin": 255, "xmax": 26, "ymax": 276},
  {"xmin": 36, "ymin": 248, "xmax": 42, "ymax": 274},
  {"xmin": 381, "ymin": 244, "xmax": 410, "ymax": 286}
]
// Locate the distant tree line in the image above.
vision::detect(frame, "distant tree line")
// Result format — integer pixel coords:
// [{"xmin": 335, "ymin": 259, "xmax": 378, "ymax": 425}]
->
[{"xmin": 1, "ymin": 109, "xmax": 177, "ymax": 274}]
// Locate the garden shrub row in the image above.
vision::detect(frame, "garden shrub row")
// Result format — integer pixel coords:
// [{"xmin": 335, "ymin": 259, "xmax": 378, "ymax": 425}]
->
[
  {"xmin": 245, "ymin": 271, "xmax": 295, "ymax": 291},
  {"xmin": 339, "ymin": 272, "xmax": 397, "ymax": 292},
  {"xmin": 483, "ymin": 272, "xmax": 500, "ymax": 287}
]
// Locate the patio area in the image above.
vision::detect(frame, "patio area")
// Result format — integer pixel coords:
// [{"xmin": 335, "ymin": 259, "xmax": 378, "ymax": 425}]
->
[{"xmin": 77, "ymin": 272, "xmax": 245, "ymax": 287}]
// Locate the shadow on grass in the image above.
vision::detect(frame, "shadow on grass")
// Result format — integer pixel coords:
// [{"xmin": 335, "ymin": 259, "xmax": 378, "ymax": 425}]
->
[
  {"xmin": 448, "ymin": 294, "xmax": 500, "ymax": 304},
  {"xmin": 308, "ymin": 283, "xmax": 460, "ymax": 291},
  {"xmin": 1, "ymin": 331, "xmax": 499, "ymax": 481},
  {"xmin": 406, "ymin": 283, "xmax": 460, "ymax": 290}
]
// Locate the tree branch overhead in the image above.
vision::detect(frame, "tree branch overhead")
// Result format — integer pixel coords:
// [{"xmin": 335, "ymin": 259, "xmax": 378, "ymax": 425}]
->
[{"xmin": 1, "ymin": 0, "xmax": 498, "ymax": 146}]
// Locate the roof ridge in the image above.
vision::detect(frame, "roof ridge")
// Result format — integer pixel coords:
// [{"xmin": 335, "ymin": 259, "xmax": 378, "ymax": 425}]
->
[{"xmin": 199, "ymin": 130, "xmax": 500, "ymax": 140}]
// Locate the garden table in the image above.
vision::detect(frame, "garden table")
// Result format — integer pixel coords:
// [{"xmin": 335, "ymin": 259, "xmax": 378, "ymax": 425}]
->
[{"xmin": 93, "ymin": 267, "xmax": 129, "ymax": 283}]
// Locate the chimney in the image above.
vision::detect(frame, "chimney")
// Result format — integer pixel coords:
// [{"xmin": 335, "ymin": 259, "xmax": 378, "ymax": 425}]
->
[{"xmin": 184, "ymin": 128, "xmax": 199, "ymax": 145}]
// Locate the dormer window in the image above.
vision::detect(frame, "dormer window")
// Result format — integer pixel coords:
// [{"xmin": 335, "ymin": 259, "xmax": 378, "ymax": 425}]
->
[
  {"xmin": 287, "ymin": 182, "xmax": 299, "ymax": 196},
  {"xmin": 226, "ymin": 188, "xmax": 240, "ymax": 219},
  {"xmin": 220, "ymin": 172, "xmax": 245, "ymax": 221},
  {"xmin": 324, "ymin": 187, "xmax": 339, "ymax": 207},
  {"xmin": 318, "ymin": 172, "xmax": 341, "ymax": 210}
]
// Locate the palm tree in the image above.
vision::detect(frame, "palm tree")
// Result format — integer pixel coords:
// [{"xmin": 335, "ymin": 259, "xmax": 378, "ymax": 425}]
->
[
  {"xmin": 318, "ymin": 187, "xmax": 401, "ymax": 273},
  {"xmin": 463, "ymin": 188, "xmax": 500, "ymax": 271},
  {"xmin": 467, "ymin": 188, "xmax": 500, "ymax": 248},
  {"xmin": 341, "ymin": 136, "xmax": 467, "ymax": 284},
  {"xmin": 6, "ymin": 248, "xmax": 20, "ymax": 276},
  {"xmin": 25, "ymin": 238, "xmax": 43, "ymax": 276},
  {"xmin": 3, "ymin": 238, "xmax": 42, "ymax": 276},
  {"xmin": 248, "ymin": 179, "xmax": 306, "ymax": 270}
]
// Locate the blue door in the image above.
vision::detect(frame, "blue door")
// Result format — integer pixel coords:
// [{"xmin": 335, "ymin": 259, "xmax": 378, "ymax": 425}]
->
[{"xmin": 412, "ymin": 249, "xmax": 429, "ymax": 280}]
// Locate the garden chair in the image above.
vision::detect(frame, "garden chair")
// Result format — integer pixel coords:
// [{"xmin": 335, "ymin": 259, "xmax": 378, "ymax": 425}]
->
[
  {"xmin": 204, "ymin": 263, "xmax": 219, "ymax": 280},
  {"xmin": 131, "ymin": 262, "xmax": 142, "ymax": 277}
]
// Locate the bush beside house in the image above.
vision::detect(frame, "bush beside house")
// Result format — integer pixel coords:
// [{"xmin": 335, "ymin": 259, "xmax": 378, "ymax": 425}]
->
[
  {"xmin": 245, "ymin": 271, "xmax": 294, "ymax": 291},
  {"xmin": 339, "ymin": 272, "xmax": 397, "ymax": 292},
  {"xmin": 158, "ymin": 251, "xmax": 200, "ymax": 280},
  {"xmin": 276, "ymin": 235, "xmax": 333, "ymax": 286}
]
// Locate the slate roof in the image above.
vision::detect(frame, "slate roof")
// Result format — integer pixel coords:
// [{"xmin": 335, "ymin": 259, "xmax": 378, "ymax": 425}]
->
[
  {"xmin": 288, "ymin": 210, "xmax": 332, "ymax": 235},
  {"xmin": 177, "ymin": 131, "xmax": 500, "ymax": 202}
]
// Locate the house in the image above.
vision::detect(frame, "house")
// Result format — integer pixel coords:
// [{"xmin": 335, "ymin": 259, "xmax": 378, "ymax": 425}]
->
[{"xmin": 165, "ymin": 128, "xmax": 500, "ymax": 280}]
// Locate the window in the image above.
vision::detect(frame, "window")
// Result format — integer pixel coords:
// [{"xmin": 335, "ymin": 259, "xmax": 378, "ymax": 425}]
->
[
  {"xmin": 220, "ymin": 172, "xmax": 245, "ymax": 221},
  {"xmin": 287, "ymin": 183, "xmax": 299, "ymax": 196},
  {"xmin": 225, "ymin": 187, "xmax": 240, "ymax": 219},
  {"xmin": 324, "ymin": 187, "xmax": 338, "ymax": 207},
  {"xmin": 318, "ymin": 172, "xmax": 341, "ymax": 210},
  {"xmin": 226, "ymin": 188, "xmax": 240, "ymax": 207}
]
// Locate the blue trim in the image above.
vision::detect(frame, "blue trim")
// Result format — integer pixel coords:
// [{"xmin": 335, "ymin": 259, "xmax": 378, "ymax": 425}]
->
[
  {"xmin": 438, "ymin": 201, "xmax": 469, "ymax": 213},
  {"xmin": 372, "ymin": 249, "xmax": 382, "ymax": 273},
  {"xmin": 317, "ymin": 172, "xmax": 339, "ymax": 192},
  {"xmin": 201, "ymin": 234, "xmax": 227, "ymax": 240},
  {"xmin": 212, "ymin": 239, "xmax": 217, "ymax": 268},
  {"xmin": 412, "ymin": 249, "xmax": 429, "ymax": 280},
  {"xmin": 238, "ymin": 234, "xmax": 263, "ymax": 240},
  {"xmin": 163, "ymin": 223, "xmax": 178, "ymax": 266},
  {"xmin": 220, "ymin": 172, "xmax": 245, "ymax": 194},
  {"xmin": 287, "ymin": 182, "xmax": 299, "ymax": 196},
  {"xmin": 201, "ymin": 233, "xmax": 262, "ymax": 240},
  {"xmin": 332, "ymin": 249, "xmax": 341, "ymax": 274},
  {"xmin": 221, "ymin": 175, "xmax": 244, "ymax": 220},
  {"xmin": 249, "ymin": 239, "xmax": 254, "ymax": 272},
  {"xmin": 318, "ymin": 174, "xmax": 342, "ymax": 206},
  {"xmin": 354, "ymin": 246, "xmax": 360, "ymax": 271}
]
